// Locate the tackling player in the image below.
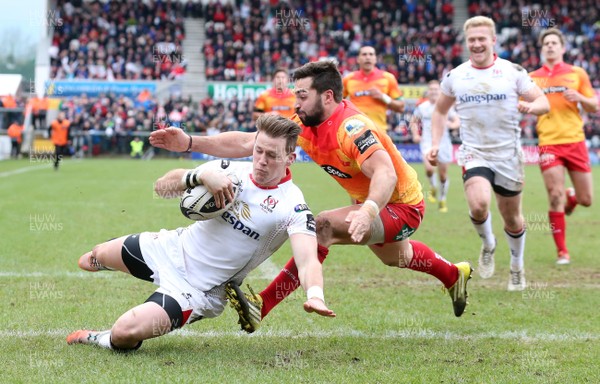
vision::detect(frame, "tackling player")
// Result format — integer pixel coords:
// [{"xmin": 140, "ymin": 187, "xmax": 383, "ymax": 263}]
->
[
  {"xmin": 410, "ymin": 80, "xmax": 460, "ymax": 212},
  {"xmin": 428, "ymin": 16, "xmax": 549, "ymax": 291},
  {"xmin": 66, "ymin": 115, "xmax": 335, "ymax": 351},
  {"xmin": 151, "ymin": 60, "xmax": 473, "ymax": 334},
  {"xmin": 529, "ymin": 28, "xmax": 598, "ymax": 265}
]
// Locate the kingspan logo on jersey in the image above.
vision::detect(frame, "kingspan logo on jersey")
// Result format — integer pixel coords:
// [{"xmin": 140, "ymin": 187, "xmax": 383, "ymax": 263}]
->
[
  {"xmin": 459, "ymin": 83, "xmax": 507, "ymax": 104},
  {"xmin": 221, "ymin": 210, "xmax": 260, "ymax": 240},
  {"xmin": 458, "ymin": 93, "xmax": 507, "ymax": 104}
]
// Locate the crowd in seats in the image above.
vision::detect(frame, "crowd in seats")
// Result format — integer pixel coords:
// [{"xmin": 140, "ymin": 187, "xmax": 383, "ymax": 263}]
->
[
  {"xmin": 49, "ymin": 0, "xmax": 202, "ymax": 80},
  {"xmin": 203, "ymin": 0, "xmax": 461, "ymax": 83},
  {"xmin": 51, "ymin": 93, "xmax": 155, "ymax": 154},
  {"xmin": 202, "ymin": 0, "xmax": 599, "ymax": 143},
  {"xmin": 468, "ymin": 0, "xmax": 600, "ymax": 84},
  {"xmin": 41, "ymin": 0, "xmax": 600, "ymax": 149},
  {"xmin": 44, "ymin": 90, "xmax": 255, "ymax": 154},
  {"xmin": 468, "ymin": 0, "xmax": 600, "ymax": 140}
]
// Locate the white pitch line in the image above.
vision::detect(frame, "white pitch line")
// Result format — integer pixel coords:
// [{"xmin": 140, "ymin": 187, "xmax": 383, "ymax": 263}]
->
[
  {"xmin": 1, "ymin": 328, "xmax": 598, "ymax": 342},
  {"xmin": 255, "ymin": 258, "xmax": 281, "ymax": 280},
  {"xmin": 0, "ymin": 271, "xmax": 116, "ymax": 279},
  {"xmin": 2, "ymin": 270, "xmax": 600, "ymax": 289},
  {"xmin": 0, "ymin": 164, "xmax": 51, "ymax": 177},
  {"xmin": 0, "ymin": 266, "xmax": 280, "ymax": 280}
]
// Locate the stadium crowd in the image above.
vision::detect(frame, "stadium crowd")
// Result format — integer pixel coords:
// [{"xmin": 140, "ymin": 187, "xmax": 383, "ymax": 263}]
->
[
  {"xmin": 469, "ymin": 0, "xmax": 600, "ymax": 143},
  {"xmin": 468, "ymin": 0, "xmax": 600, "ymax": 84},
  {"xmin": 203, "ymin": 0, "xmax": 461, "ymax": 84},
  {"xmin": 24, "ymin": 0, "xmax": 597, "ymax": 152},
  {"xmin": 32, "ymin": 91, "xmax": 256, "ymax": 155},
  {"xmin": 49, "ymin": 0, "xmax": 202, "ymax": 80}
]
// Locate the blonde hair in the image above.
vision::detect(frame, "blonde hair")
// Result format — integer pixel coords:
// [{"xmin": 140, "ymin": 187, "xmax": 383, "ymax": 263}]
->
[{"xmin": 463, "ymin": 16, "xmax": 496, "ymax": 38}]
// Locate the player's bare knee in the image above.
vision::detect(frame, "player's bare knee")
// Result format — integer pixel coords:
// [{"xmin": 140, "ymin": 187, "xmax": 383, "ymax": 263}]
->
[
  {"xmin": 111, "ymin": 312, "xmax": 148, "ymax": 344},
  {"xmin": 381, "ymin": 256, "xmax": 401, "ymax": 267},
  {"xmin": 315, "ymin": 213, "xmax": 334, "ymax": 247},
  {"xmin": 578, "ymin": 194, "xmax": 592, "ymax": 207},
  {"xmin": 505, "ymin": 216, "xmax": 524, "ymax": 232},
  {"xmin": 548, "ymin": 190, "xmax": 563, "ymax": 209},
  {"xmin": 111, "ymin": 321, "xmax": 138, "ymax": 345},
  {"xmin": 470, "ymin": 205, "xmax": 488, "ymax": 221},
  {"xmin": 378, "ymin": 246, "xmax": 411, "ymax": 268},
  {"xmin": 398, "ymin": 248, "xmax": 413, "ymax": 268}
]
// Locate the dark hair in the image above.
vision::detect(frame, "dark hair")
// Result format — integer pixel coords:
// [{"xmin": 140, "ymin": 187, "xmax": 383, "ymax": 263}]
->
[
  {"xmin": 358, "ymin": 46, "xmax": 375, "ymax": 55},
  {"xmin": 272, "ymin": 68, "xmax": 288, "ymax": 77},
  {"xmin": 292, "ymin": 61, "xmax": 343, "ymax": 103},
  {"xmin": 538, "ymin": 28, "xmax": 565, "ymax": 47},
  {"xmin": 255, "ymin": 114, "xmax": 301, "ymax": 154}
]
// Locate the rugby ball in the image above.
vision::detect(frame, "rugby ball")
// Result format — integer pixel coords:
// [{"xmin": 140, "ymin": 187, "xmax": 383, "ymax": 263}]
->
[{"xmin": 180, "ymin": 174, "xmax": 240, "ymax": 221}]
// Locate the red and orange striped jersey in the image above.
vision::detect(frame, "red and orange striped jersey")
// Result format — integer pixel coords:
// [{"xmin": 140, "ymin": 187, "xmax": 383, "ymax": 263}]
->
[
  {"xmin": 294, "ymin": 100, "xmax": 422, "ymax": 205},
  {"xmin": 254, "ymin": 88, "xmax": 296, "ymax": 119},
  {"xmin": 529, "ymin": 62, "xmax": 596, "ymax": 145},
  {"xmin": 342, "ymin": 68, "xmax": 402, "ymax": 130}
]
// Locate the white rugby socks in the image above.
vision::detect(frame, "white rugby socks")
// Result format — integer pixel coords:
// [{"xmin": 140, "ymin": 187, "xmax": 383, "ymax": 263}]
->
[{"xmin": 471, "ymin": 211, "xmax": 496, "ymax": 251}]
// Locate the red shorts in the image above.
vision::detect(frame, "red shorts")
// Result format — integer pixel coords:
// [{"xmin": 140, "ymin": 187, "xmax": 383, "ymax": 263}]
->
[
  {"xmin": 538, "ymin": 142, "xmax": 591, "ymax": 173},
  {"xmin": 379, "ymin": 199, "xmax": 425, "ymax": 243}
]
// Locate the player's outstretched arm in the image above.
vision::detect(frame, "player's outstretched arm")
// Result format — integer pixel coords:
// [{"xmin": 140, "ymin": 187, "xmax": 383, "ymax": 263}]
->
[
  {"xmin": 154, "ymin": 168, "xmax": 187, "ymax": 198},
  {"xmin": 290, "ymin": 233, "xmax": 336, "ymax": 318},
  {"xmin": 149, "ymin": 127, "xmax": 255, "ymax": 158}
]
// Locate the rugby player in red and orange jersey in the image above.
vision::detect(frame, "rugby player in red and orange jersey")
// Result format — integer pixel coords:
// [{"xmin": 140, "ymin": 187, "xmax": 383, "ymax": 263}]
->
[
  {"xmin": 529, "ymin": 28, "xmax": 598, "ymax": 265},
  {"xmin": 150, "ymin": 61, "xmax": 473, "ymax": 333},
  {"xmin": 253, "ymin": 68, "xmax": 296, "ymax": 121},
  {"xmin": 343, "ymin": 46, "xmax": 404, "ymax": 131}
]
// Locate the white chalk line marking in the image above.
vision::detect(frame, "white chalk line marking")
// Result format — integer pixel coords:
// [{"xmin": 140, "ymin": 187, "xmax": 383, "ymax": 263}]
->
[
  {"xmin": 1, "ymin": 328, "xmax": 598, "ymax": 342},
  {"xmin": 2, "ymin": 270, "xmax": 599, "ymax": 289},
  {"xmin": 0, "ymin": 164, "xmax": 51, "ymax": 177}
]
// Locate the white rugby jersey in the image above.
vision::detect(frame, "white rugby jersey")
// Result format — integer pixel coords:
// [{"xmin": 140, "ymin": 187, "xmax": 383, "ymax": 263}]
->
[
  {"xmin": 440, "ymin": 57, "xmax": 535, "ymax": 158},
  {"xmin": 413, "ymin": 100, "xmax": 456, "ymax": 148},
  {"xmin": 179, "ymin": 160, "xmax": 316, "ymax": 292}
]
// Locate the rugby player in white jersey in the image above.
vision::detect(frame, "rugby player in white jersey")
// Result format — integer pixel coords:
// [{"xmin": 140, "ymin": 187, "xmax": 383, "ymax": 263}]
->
[
  {"xmin": 66, "ymin": 114, "xmax": 335, "ymax": 352},
  {"xmin": 427, "ymin": 16, "xmax": 549, "ymax": 291},
  {"xmin": 410, "ymin": 79, "xmax": 460, "ymax": 212}
]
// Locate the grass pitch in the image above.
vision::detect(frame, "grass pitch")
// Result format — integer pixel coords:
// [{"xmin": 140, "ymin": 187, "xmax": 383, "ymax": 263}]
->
[{"xmin": 0, "ymin": 158, "xmax": 599, "ymax": 383}]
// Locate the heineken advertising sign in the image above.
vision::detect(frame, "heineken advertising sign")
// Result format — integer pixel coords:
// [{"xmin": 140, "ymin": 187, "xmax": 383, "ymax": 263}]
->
[
  {"xmin": 207, "ymin": 82, "xmax": 426, "ymax": 101},
  {"xmin": 208, "ymin": 82, "xmax": 270, "ymax": 101}
]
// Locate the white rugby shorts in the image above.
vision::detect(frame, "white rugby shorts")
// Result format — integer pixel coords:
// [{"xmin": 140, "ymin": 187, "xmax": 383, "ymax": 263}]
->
[{"xmin": 139, "ymin": 230, "xmax": 227, "ymax": 324}]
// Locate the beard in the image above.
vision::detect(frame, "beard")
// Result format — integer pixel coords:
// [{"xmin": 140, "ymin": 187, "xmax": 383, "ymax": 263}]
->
[{"xmin": 297, "ymin": 101, "xmax": 325, "ymax": 127}]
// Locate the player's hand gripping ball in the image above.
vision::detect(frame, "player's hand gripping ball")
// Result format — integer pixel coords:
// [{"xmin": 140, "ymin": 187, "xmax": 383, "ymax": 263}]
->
[{"xmin": 180, "ymin": 173, "xmax": 240, "ymax": 221}]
